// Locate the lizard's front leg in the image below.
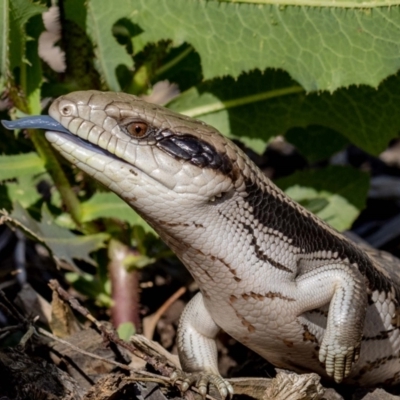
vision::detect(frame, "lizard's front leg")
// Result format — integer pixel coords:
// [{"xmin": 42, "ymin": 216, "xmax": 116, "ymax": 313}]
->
[
  {"xmin": 173, "ymin": 292, "xmax": 234, "ymax": 398},
  {"xmin": 296, "ymin": 263, "xmax": 368, "ymax": 382}
]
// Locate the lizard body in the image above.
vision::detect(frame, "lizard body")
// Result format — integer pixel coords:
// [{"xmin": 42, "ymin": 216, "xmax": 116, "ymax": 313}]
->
[{"xmin": 4, "ymin": 90, "xmax": 400, "ymax": 393}]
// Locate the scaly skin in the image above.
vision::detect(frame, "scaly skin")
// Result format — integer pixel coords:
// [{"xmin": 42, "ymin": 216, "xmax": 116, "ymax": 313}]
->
[{"xmin": 4, "ymin": 90, "xmax": 400, "ymax": 396}]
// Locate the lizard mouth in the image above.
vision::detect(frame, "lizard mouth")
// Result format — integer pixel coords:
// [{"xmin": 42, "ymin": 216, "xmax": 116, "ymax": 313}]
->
[
  {"xmin": 1, "ymin": 116, "xmax": 118, "ymax": 160},
  {"xmin": 1, "ymin": 115, "xmax": 170, "ymax": 189}
]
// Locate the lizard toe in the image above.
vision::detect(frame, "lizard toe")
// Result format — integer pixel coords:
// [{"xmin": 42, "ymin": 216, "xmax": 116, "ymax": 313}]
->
[
  {"xmin": 319, "ymin": 341, "xmax": 359, "ymax": 382},
  {"xmin": 171, "ymin": 369, "xmax": 233, "ymax": 399}
]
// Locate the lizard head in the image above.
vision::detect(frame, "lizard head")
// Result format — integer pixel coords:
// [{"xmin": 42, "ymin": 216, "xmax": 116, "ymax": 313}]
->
[{"xmin": 2, "ymin": 90, "xmax": 252, "ymax": 226}]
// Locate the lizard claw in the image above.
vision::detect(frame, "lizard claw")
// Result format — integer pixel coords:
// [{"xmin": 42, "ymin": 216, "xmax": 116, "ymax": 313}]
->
[
  {"xmin": 319, "ymin": 339, "xmax": 360, "ymax": 382},
  {"xmin": 171, "ymin": 369, "xmax": 234, "ymax": 398}
]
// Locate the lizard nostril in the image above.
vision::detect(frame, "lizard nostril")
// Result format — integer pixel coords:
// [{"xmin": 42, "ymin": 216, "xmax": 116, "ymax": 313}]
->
[
  {"xmin": 58, "ymin": 101, "xmax": 76, "ymax": 117},
  {"xmin": 61, "ymin": 106, "xmax": 72, "ymax": 115}
]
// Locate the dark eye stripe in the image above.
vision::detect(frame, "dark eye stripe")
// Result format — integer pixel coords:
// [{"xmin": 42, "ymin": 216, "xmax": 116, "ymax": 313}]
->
[
  {"xmin": 156, "ymin": 134, "xmax": 233, "ymax": 176},
  {"xmin": 157, "ymin": 139, "xmax": 192, "ymax": 160}
]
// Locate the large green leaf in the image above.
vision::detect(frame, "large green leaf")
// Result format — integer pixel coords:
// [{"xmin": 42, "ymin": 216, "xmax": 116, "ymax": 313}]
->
[
  {"xmin": 85, "ymin": 0, "xmax": 133, "ymax": 91},
  {"xmin": 62, "ymin": 0, "xmax": 103, "ymax": 92},
  {"xmin": 8, "ymin": 0, "xmax": 45, "ymax": 76},
  {"xmin": 55, "ymin": 192, "xmax": 155, "ymax": 233},
  {"xmin": 80, "ymin": 192, "xmax": 153, "ymax": 232},
  {"xmin": 275, "ymin": 165, "xmax": 370, "ymax": 230},
  {"xmin": 0, "ymin": 152, "xmax": 45, "ymax": 180},
  {"xmin": 6, "ymin": 0, "xmax": 46, "ymax": 112},
  {"xmin": 168, "ymin": 70, "xmax": 400, "ymax": 155},
  {"xmin": 0, "ymin": 0, "xmax": 9, "ymax": 80},
  {"xmin": 0, "ymin": 153, "xmax": 50, "ymax": 213},
  {"xmin": 86, "ymin": 0, "xmax": 400, "ymax": 92},
  {"xmin": 1, "ymin": 203, "xmax": 109, "ymax": 268},
  {"xmin": 284, "ymin": 185, "xmax": 360, "ymax": 232},
  {"xmin": 285, "ymin": 126, "xmax": 349, "ymax": 163},
  {"xmin": 276, "ymin": 165, "xmax": 370, "ymax": 210},
  {"xmin": 5, "ymin": 177, "xmax": 42, "ymax": 209}
]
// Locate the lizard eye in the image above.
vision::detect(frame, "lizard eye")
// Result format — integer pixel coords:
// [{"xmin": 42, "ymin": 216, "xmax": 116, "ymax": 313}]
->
[{"xmin": 125, "ymin": 121, "xmax": 149, "ymax": 138}]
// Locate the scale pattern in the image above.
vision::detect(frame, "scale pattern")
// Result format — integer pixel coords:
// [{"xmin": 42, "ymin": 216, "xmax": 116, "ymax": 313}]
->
[{"xmin": 36, "ymin": 90, "xmax": 400, "ymax": 389}]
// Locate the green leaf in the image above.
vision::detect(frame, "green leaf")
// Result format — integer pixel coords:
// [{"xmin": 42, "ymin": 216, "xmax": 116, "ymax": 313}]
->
[
  {"xmin": 0, "ymin": 0, "xmax": 9, "ymax": 79},
  {"xmin": 2, "ymin": 203, "xmax": 109, "ymax": 268},
  {"xmin": 284, "ymin": 185, "xmax": 359, "ymax": 231},
  {"xmin": 64, "ymin": 0, "xmax": 86, "ymax": 30},
  {"xmin": 275, "ymin": 165, "xmax": 370, "ymax": 230},
  {"xmin": 25, "ymin": 13, "xmax": 45, "ymax": 113},
  {"xmin": 168, "ymin": 70, "xmax": 400, "ymax": 155},
  {"xmin": 81, "ymin": 192, "xmax": 132, "ymax": 222},
  {"xmin": 6, "ymin": 177, "xmax": 41, "ymax": 209},
  {"xmin": 115, "ymin": 0, "xmax": 400, "ymax": 92},
  {"xmin": 78, "ymin": 192, "xmax": 154, "ymax": 233},
  {"xmin": 85, "ymin": 0, "xmax": 133, "ymax": 91},
  {"xmin": 123, "ymin": 253, "xmax": 156, "ymax": 270},
  {"xmin": 8, "ymin": 0, "xmax": 45, "ymax": 74},
  {"xmin": 0, "ymin": 153, "xmax": 51, "ymax": 214},
  {"xmin": 0, "ymin": 184, "xmax": 12, "ymax": 210},
  {"xmin": 65, "ymin": 271, "xmax": 112, "ymax": 307},
  {"xmin": 61, "ymin": 0, "xmax": 102, "ymax": 92},
  {"xmin": 155, "ymin": 43, "xmax": 202, "ymax": 93},
  {"xmin": 0, "ymin": 152, "xmax": 45, "ymax": 180},
  {"xmin": 9, "ymin": 0, "xmax": 45, "ymax": 26},
  {"xmin": 7, "ymin": 0, "xmax": 45, "ymax": 112},
  {"xmin": 117, "ymin": 322, "xmax": 135, "ymax": 340},
  {"xmin": 298, "ymin": 197, "xmax": 329, "ymax": 215},
  {"xmin": 168, "ymin": 70, "xmax": 303, "ymax": 153},
  {"xmin": 285, "ymin": 126, "xmax": 349, "ymax": 163}
]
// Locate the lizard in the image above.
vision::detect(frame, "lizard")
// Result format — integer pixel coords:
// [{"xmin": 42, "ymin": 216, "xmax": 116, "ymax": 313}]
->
[{"xmin": 3, "ymin": 90, "xmax": 400, "ymax": 397}]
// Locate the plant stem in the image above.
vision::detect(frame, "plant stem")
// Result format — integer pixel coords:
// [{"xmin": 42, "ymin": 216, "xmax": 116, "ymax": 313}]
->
[
  {"xmin": 29, "ymin": 129, "xmax": 82, "ymax": 225},
  {"xmin": 155, "ymin": 46, "xmax": 193, "ymax": 78}
]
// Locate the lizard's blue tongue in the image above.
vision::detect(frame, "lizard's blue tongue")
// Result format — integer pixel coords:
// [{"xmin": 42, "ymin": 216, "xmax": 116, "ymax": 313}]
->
[
  {"xmin": 2, "ymin": 114, "xmax": 119, "ymax": 157},
  {"xmin": 1, "ymin": 115, "xmax": 71, "ymax": 135}
]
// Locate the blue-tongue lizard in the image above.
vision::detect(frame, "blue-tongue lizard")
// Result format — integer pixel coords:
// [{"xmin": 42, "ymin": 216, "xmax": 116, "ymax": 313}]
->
[{"xmin": 3, "ymin": 90, "xmax": 400, "ymax": 397}]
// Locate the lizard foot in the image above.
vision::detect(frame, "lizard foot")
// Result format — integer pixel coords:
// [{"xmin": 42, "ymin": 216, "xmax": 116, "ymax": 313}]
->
[
  {"xmin": 171, "ymin": 369, "xmax": 234, "ymax": 399},
  {"xmin": 319, "ymin": 338, "xmax": 360, "ymax": 383}
]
